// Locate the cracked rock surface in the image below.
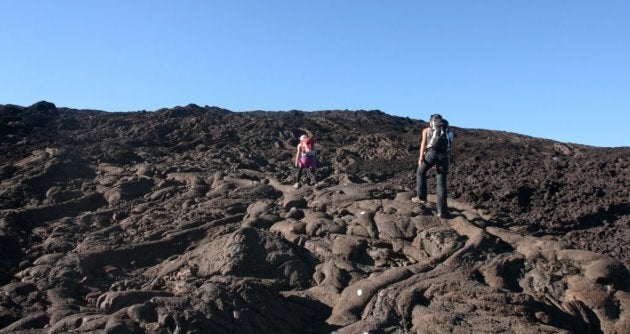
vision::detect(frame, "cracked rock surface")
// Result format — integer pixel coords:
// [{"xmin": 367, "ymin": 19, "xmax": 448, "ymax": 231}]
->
[{"xmin": 1, "ymin": 102, "xmax": 628, "ymax": 333}]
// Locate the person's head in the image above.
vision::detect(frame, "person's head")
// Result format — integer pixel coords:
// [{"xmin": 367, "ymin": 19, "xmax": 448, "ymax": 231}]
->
[
  {"xmin": 299, "ymin": 134, "xmax": 308, "ymax": 141},
  {"xmin": 429, "ymin": 114, "xmax": 443, "ymax": 127}
]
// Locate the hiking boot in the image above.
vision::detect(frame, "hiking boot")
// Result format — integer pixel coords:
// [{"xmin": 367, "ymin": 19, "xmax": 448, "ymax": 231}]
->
[
  {"xmin": 411, "ymin": 197, "xmax": 426, "ymax": 204},
  {"xmin": 292, "ymin": 183, "xmax": 300, "ymax": 189},
  {"xmin": 437, "ymin": 212, "xmax": 451, "ymax": 219}
]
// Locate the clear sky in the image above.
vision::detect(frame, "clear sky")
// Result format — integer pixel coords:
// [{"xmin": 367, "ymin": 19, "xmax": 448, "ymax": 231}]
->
[{"xmin": 1, "ymin": 1, "xmax": 629, "ymax": 147}]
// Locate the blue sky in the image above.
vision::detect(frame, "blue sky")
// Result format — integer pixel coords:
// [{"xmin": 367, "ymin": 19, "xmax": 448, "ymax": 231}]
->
[{"xmin": 1, "ymin": 1, "xmax": 628, "ymax": 147}]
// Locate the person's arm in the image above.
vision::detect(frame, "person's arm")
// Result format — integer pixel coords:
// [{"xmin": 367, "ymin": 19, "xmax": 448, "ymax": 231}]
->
[
  {"xmin": 418, "ymin": 128, "xmax": 428, "ymax": 167},
  {"xmin": 295, "ymin": 144, "xmax": 301, "ymax": 167}
]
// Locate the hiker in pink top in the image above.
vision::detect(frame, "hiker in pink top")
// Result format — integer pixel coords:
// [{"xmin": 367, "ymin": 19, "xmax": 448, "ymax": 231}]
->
[{"xmin": 293, "ymin": 134, "xmax": 317, "ymax": 188}]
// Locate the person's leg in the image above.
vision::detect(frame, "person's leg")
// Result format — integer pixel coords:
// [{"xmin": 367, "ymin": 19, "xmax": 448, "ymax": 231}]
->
[
  {"xmin": 310, "ymin": 168, "xmax": 317, "ymax": 185},
  {"xmin": 417, "ymin": 150, "xmax": 437, "ymax": 202},
  {"xmin": 416, "ymin": 163, "xmax": 429, "ymax": 202},
  {"xmin": 435, "ymin": 154, "xmax": 449, "ymax": 216},
  {"xmin": 306, "ymin": 157, "xmax": 317, "ymax": 185},
  {"xmin": 295, "ymin": 167, "xmax": 303, "ymax": 186}
]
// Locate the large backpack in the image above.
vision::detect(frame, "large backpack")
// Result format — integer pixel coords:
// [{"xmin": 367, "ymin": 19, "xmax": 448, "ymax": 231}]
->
[
  {"xmin": 426, "ymin": 115, "xmax": 451, "ymax": 153},
  {"xmin": 302, "ymin": 137, "xmax": 316, "ymax": 157}
]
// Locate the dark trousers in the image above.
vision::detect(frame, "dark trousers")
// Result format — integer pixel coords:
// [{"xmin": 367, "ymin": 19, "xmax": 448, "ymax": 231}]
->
[
  {"xmin": 296, "ymin": 167, "xmax": 316, "ymax": 184},
  {"xmin": 416, "ymin": 149, "xmax": 449, "ymax": 215}
]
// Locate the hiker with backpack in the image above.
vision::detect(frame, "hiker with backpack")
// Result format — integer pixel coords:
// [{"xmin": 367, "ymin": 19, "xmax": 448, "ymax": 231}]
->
[
  {"xmin": 293, "ymin": 134, "xmax": 317, "ymax": 188},
  {"xmin": 414, "ymin": 114, "xmax": 454, "ymax": 218}
]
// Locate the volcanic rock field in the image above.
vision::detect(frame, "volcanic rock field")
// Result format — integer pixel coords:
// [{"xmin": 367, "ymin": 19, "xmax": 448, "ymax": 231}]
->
[{"xmin": 0, "ymin": 101, "xmax": 628, "ymax": 333}]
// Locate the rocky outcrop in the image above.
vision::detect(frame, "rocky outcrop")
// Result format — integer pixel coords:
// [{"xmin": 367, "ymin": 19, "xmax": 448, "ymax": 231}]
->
[{"xmin": 0, "ymin": 102, "xmax": 628, "ymax": 333}]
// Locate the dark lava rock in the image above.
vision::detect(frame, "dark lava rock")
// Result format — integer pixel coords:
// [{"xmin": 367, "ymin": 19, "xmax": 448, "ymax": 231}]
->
[{"xmin": 0, "ymin": 102, "xmax": 628, "ymax": 333}]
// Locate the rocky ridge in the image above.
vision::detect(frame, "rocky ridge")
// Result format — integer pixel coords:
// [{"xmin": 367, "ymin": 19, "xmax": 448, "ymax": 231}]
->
[{"xmin": 0, "ymin": 102, "xmax": 628, "ymax": 333}]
